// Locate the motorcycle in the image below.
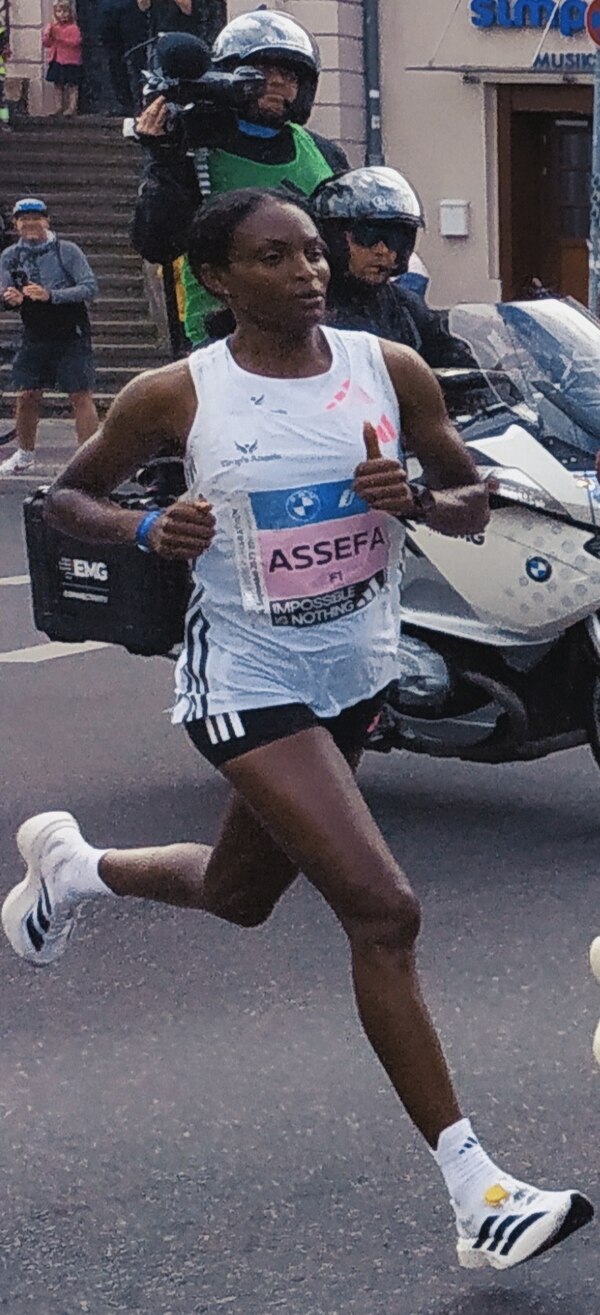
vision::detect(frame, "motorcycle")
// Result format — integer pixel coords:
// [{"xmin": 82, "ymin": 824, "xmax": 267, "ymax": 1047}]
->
[
  {"xmin": 23, "ymin": 296, "xmax": 600, "ymax": 772},
  {"xmin": 374, "ymin": 296, "xmax": 600, "ymax": 770}
]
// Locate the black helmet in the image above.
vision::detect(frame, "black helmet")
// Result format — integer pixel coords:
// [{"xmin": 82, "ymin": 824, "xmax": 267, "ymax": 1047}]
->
[
  {"xmin": 312, "ymin": 167, "xmax": 425, "ymax": 228},
  {"xmin": 212, "ymin": 9, "xmax": 320, "ymax": 124}
]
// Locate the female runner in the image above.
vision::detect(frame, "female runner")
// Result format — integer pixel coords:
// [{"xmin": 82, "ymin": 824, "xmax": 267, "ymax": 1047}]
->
[{"xmin": 3, "ymin": 189, "xmax": 592, "ymax": 1271}]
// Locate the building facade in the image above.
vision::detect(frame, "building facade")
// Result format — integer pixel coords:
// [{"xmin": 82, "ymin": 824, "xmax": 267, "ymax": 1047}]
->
[
  {"xmin": 379, "ymin": 1, "xmax": 596, "ymax": 307},
  {"xmin": 4, "ymin": 1, "xmax": 599, "ymax": 308},
  {"xmin": 5, "ymin": 0, "xmax": 368, "ymax": 155}
]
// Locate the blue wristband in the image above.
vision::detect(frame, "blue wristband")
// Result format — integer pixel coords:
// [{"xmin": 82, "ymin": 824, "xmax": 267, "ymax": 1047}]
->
[{"xmin": 135, "ymin": 509, "xmax": 163, "ymax": 553}]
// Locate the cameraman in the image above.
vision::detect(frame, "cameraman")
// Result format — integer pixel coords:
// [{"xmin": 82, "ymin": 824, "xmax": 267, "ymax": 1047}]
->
[
  {"xmin": 0, "ymin": 197, "xmax": 98, "ymax": 476},
  {"xmin": 132, "ymin": 8, "xmax": 348, "ymax": 347}
]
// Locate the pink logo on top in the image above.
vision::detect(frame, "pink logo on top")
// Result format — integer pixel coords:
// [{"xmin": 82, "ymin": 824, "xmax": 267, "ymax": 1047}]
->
[
  {"xmin": 376, "ymin": 413, "xmax": 398, "ymax": 445},
  {"xmin": 325, "ymin": 378, "xmax": 351, "ymax": 411},
  {"xmin": 326, "ymin": 381, "xmax": 379, "ymax": 413},
  {"xmin": 323, "ymin": 380, "xmax": 398, "ymax": 449}
]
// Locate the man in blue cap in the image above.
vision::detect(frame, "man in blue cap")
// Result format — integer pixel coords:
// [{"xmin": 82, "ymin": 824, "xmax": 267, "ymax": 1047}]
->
[{"xmin": 0, "ymin": 198, "xmax": 99, "ymax": 475}]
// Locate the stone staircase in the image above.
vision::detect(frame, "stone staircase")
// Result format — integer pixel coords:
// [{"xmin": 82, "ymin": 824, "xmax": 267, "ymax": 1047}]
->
[{"xmin": 0, "ymin": 115, "xmax": 171, "ymax": 419}]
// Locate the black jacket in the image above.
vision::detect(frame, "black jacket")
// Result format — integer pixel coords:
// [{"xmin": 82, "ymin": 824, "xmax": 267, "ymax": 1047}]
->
[
  {"xmin": 147, "ymin": 0, "xmax": 214, "ymax": 38},
  {"xmin": 328, "ymin": 280, "xmax": 476, "ymax": 370},
  {"xmin": 132, "ymin": 115, "xmax": 349, "ymax": 265}
]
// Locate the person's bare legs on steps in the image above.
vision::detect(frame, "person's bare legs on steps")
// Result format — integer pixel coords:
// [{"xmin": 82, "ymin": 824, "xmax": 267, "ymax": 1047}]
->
[{"xmin": 63, "ymin": 84, "xmax": 78, "ymax": 117}]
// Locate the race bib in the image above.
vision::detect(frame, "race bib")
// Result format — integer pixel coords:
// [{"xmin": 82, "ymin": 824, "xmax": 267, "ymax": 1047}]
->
[{"xmin": 231, "ymin": 478, "xmax": 392, "ymax": 628}]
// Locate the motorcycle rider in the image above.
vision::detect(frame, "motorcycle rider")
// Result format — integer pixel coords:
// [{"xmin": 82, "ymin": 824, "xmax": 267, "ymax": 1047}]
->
[
  {"xmin": 311, "ymin": 167, "xmax": 476, "ymax": 369},
  {"xmin": 132, "ymin": 7, "xmax": 349, "ymax": 346}
]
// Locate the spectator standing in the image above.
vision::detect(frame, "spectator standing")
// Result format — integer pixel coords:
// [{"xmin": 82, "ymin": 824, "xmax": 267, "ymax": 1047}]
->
[
  {"xmin": 137, "ymin": 0, "xmax": 213, "ymax": 40},
  {"xmin": 0, "ymin": 203, "xmax": 16, "ymax": 445},
  {"xmin": 98, "ymin": 0, "xmax": 149, "ymax": 137},
  {"xmin": 43, "ymin": 2, "xmax": 84, "ymax": 118},
  {"xmin": 0, "ymin": 198, "xmax": 99, "ymax": 476},
  {"xmin": 0, "ymin": 18, "xmax": 10, "ymax": 133}
]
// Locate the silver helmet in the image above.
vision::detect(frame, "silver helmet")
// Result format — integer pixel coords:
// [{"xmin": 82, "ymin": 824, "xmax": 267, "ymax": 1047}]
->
[
  {"xmin": 212, "ymin": 10, "xmax": 320, "ymax": 125},
  {"xmin": 212, "ymin": 10, "xmax": 321, "ymax": 75},
  {"xmin": 312, "ymin": 167, "xmax": 425, "ymax": 228}
]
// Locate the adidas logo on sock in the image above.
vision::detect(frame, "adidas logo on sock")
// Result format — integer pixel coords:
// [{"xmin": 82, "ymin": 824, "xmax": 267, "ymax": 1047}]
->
[{"xmin": 458, "ymin": 1136, "xmax": 480, "ymax": 1156}]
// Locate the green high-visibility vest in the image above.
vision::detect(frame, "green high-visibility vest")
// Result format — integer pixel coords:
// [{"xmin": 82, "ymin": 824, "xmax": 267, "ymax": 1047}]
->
[{"xmin": 181, "ymin": 124, "xmax": 333, "ymax": 345}]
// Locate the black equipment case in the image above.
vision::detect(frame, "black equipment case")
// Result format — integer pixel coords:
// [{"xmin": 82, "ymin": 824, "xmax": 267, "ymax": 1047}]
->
[{"xmin": 23, "ymin": 461, "xmax": 191, "ymax": 658}]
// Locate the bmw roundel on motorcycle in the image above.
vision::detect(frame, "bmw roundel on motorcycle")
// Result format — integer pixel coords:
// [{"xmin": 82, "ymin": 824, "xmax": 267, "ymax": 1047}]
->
[{"xmin": 23, "ymin": 296, "xmax": 600, "ymax": 775}]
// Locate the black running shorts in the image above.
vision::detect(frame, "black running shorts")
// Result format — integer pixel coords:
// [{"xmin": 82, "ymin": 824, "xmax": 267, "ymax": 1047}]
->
[{"xmin": 184, "ymin": 690, "xmax": 388, "ymax": 768}]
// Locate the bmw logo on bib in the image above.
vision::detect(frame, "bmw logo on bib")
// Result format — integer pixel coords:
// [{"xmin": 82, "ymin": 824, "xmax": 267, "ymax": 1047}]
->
[
  {"xmin": 526, "ymin": 556, "xmax": 553, "ymax": 584},
  {"xmin": 286, "ymin": 489, "xmax": 322, "ymax": 523}
]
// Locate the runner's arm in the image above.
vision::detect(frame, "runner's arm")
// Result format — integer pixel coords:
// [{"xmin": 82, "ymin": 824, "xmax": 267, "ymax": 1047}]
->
[
  {"xmin": 380, "ymin": 340, "xmax": 489, "ymax": 535},
  {"xmin": 45, "ymin": 365, "xmax": 196, "ymax": 546}
]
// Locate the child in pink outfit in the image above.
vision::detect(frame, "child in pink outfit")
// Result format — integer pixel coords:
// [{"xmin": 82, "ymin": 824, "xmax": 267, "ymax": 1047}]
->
[{"xmin": 43, "ymin": 1, "xmax": 83, "ymax": 117}]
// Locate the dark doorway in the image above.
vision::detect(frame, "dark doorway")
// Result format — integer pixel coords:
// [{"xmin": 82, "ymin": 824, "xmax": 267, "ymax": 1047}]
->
[
  {"xmin": 76, "ymin": 0, "xmax": 227, "ymax": 115},
  {"xmin": 498, "ymin": 85, "xmax": 593, "ymax": 304}
]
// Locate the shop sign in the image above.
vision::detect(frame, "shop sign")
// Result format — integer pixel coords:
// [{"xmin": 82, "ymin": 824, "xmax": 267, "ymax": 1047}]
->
[
  {"xmin": 531, "ymin": 48, "xmax": 595, "ymax": 64},
  {"xmin": 470, "ymin": 1, "xmax": 589, "ymax": 34}
]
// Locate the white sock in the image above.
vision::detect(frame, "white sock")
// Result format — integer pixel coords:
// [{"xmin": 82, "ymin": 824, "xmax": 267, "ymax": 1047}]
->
[
  {"xmin": 432, "ymin": 1118, "xmax": 508, "ymax": 1223},
  {"xmin": 81, "ymin": 845, "xmax": 115, "ymax": 897},
  {"xmin": 62, "ymin": 836, "xmax": 115, "ymax": 899}
]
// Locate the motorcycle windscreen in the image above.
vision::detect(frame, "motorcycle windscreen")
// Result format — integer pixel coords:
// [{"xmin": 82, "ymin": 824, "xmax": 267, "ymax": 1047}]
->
[{"xmin": 444, "ymin": 299, "xmax": 600, "ymax": 473}]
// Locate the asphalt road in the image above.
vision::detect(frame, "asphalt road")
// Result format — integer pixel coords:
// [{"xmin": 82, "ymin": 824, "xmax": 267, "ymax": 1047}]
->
[{"xmin": 1, "ymin": 479, "xmax": 599, "ymax": 1315}]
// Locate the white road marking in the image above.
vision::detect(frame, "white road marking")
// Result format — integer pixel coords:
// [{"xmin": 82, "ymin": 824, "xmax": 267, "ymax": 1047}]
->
[
  {"xmin": 0, "ymin": 575, "xmax": 30, "ymax": 587},
  {"xmin": 0, "ymin": 640, "xmax": 110, "ymax": 664}
]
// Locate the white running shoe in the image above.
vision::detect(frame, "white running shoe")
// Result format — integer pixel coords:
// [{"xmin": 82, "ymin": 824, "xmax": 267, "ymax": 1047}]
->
[
  {"xmin": 456, "ymin": 1177, "xmax": 593, "ymax": 1270},
  {"xmin": 0, "ymin": 448, "xmax": 35, "ymax": 476},
  {"xmin": 2, "ymin": 811, "xmax": 88, "ymax": 966},
  {"xmin": 590, "ymin": 937, "xmax": 600, "ymax": 985}
]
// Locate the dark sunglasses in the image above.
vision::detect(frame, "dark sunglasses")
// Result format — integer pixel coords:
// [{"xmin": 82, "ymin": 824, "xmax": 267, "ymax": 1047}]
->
[{"xmin": 349, "ymin": 221, "xmax": 412, "ymax": 252}]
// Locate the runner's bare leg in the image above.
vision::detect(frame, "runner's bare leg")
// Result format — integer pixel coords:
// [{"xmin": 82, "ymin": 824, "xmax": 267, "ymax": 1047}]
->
[{"xmin": 99, "ymin": 731, "xmax": 461, "ymax": 1147}]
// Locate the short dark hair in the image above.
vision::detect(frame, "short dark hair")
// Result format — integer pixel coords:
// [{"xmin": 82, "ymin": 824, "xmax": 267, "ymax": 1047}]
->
[{"xmin": 187, "ymin": 187, "xmax": 311, "ymax": 287}]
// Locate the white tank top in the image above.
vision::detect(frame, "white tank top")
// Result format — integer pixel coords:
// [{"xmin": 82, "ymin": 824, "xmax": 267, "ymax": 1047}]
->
[{"xmin": 172, "ymin": 327, "xmax": 405, "ymax": 722}]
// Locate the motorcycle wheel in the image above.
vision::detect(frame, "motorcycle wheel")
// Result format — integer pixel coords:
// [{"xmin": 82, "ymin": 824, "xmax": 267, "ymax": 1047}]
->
[{"xmin": 587, "ymin": 673, "xmax": 600, "ymax": 771}]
